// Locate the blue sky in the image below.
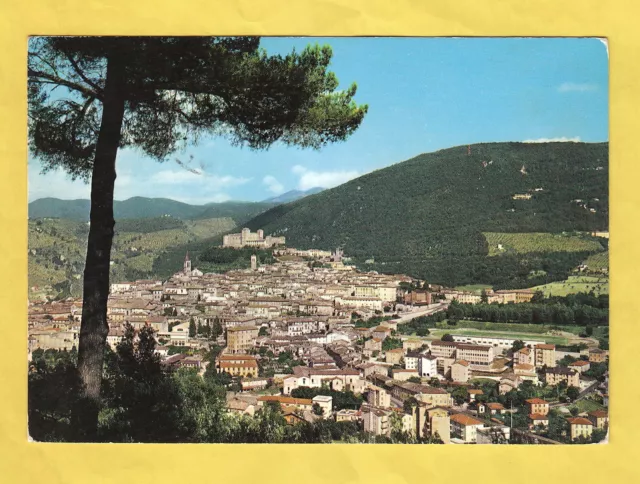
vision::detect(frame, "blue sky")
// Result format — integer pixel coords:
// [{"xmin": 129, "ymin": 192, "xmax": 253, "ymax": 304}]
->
[{"xmin": 28, "ymin": 37, "xmax": 609, "ymax": 204}]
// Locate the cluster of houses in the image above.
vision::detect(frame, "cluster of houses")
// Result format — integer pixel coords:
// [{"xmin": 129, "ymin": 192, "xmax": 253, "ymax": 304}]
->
[{"xmin": 28, "ymin": 246, "xmax": 609, "ymax": 443}]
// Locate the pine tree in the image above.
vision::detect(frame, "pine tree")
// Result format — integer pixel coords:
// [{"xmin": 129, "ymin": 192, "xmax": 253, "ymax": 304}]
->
[{"xmin": 28, "ymin": 36, "xmax": 367, "ymax": 438}]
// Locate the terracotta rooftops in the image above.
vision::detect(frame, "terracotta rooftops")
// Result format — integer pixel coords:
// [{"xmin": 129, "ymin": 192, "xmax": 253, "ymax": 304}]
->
[
  {"xmin": 535, "ymin": 344, "xmax": 556, "ymax": 350},
  {"xmin": 588, "ymin": 410, "xmax": 608, "ymax": 418},
  {"xmin": 529, "ymin": 413, "xmax": 549, "ymax": 420},
  {"xmin": 567, "ymin": 417, "xmax": 593, "ymax": 425},
  {"xmin": 450, "ymin": 413, "xmax": 483, "ymax": 426},
  {"xmin": 525, "ymin": 398, "xmax": 549, "ymax": 405}
]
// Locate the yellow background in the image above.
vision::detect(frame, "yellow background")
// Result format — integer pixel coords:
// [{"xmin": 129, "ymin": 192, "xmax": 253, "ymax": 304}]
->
[{"xmin": 0, "ymin": 0, "xmax": 637, "ymax": 482}]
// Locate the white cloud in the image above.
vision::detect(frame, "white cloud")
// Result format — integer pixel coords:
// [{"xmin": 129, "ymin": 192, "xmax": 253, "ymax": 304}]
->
[
  {"xmin": 292, "ymin": 165, "xmax": 360, "ymax": 190},
  {"xmin": 150, "ymin": 170, "xmax": 250, "ymax": 189},
  {"xmin": 292, "ymin": 165, "xmax": 307, "ymax": 175},
  {"xmin": 523, "ymin": 136, "xmax": 581, "ymax": 143},
  {"xmin": 28, "ymin": 166, "xmax": 91, "ymax": 201},
  {"xmin": 262, "ymin": 175, "xmax": 285, "ymax": 194},
  {"xmin": 557, "ymin": 82, "xmax": 598, "ymax": 93}
]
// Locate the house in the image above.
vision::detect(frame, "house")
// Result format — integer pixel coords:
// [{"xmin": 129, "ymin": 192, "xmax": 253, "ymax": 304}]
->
[
  {"xmin": 312, "ymin": 395, "xmax": 333, "ymax": 417},
  {"xmin": 385, "ymin": 347, "xmax": 404, "ymax": 365},
  {"xmin": 364, "ymin": 338, "xmax": 383, "ymax": 354},
  {"xmin": 588, "ymin": 410, "xmax": 609, "ymax": 429},
  {"xmin": 545, "ymin": 367, "xmax": 580, "ymax": 388},
  {"xmin": 455, "ymin": 344, "xmax": 495, "ymax": 370},
  {"xmin": 485, "ymin": 402, "xmax": 506, "ymax": 415},
  {"xmin": 392, "ymin": 368, "xmax": 419, "ymax": 381},
  {"xmin": 404, "ymin": 352, "xmax": 420, "ymax": 370},
  {"xmin": 529, "ymin": 413, "xmax": 549, "ymax": 430},
  {"xmin": 450, "ymin": 413, "xmax": 485, "ymax": 443},
  {"xmin": 499, "ymin": 374, "xmax": 520, "ymax": 395},
  {"xmin": 589, "ymin": 348, "xmax": 607, "ymax": 363},
  {"xmin": 403, "ymin": 339, "xmax": 424, "ymax": 351},
  {"xmin": 534, "ymin": 344, "xmax": 556, "ymax": 368},
  {"xmin": 451, "ymin": 360, "xmax": 470, "ymax": 383},
  {"xmin": 217, "ymin": 354, "xmax": 259, "ymax": 377},
  {"xmin": 368, "ymin": 385, "xmax": 391, "ymax": 408},
  {"xmin": 362, "ymin": 406, "xmax": 391, "ymax": 436},
  {"xmin": 418, "ymin": 354, "xmax": 438, "ymax": 377},
  {"xmin": 283, "ymin": 411, "xmax": 306, "ymax": 425},
  {"xmin": 513, "ymin": 347, "xmax": 533, "ymax": 365},
  {"xmin": 283, "ymin": 367, "xmax": 365, "ymax": 395},
  {"xmin": 257, "ymin": 395, "xmax": 313, "ymax": 412},
  {"xmin": 226, "ymin": 325, "xmax": 260, "ymax": 354},
  {"xmin": 467, "ymin": 389, "xmax": 483, "ymax": 402},
  {"xmin": 336, "ymin": 409, "xmax": 361, "ymax": 422},
  {"xmin": 415, "ymin": 404, "xmax": 450, "ymax": 443},
  {"xmin": 567, "ymin": 417, "xmax": 593, "ymax": 440},
  {"xmin": 372, "ymin": 325, "xmax": 393, "ymax": 341},
  {"xmin": 240, "ymin": 377, "xmax": 269, "ymax": 391},
  {"xmin": 568, "ymin": 360, "xmax": 591, "ymax": 373},
  {"xmin": 525, "ymin": 398, "xmax": 550, "ymax": 416}
]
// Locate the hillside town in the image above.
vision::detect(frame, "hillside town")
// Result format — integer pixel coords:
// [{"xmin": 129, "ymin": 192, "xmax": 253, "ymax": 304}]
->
[{"xmin": 28, "ymin": 232, "xmax": 609, "ymax": 444}]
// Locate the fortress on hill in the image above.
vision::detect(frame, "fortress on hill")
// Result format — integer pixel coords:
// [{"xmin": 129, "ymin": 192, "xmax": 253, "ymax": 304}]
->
[{"xmin": 222, "ymin": 228, "xmax": 285, "ymax": 248}]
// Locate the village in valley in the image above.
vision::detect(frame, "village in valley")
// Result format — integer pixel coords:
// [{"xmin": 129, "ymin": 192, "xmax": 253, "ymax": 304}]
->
[{"xmin": 28, "ymin": 227, "xmax": 609, "ymax": 444}]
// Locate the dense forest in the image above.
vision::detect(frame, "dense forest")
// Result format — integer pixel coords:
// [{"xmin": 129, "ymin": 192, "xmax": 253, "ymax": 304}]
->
[{"xmin": 245, "ymin": 142, "xmax": 608, "ymax": 286}]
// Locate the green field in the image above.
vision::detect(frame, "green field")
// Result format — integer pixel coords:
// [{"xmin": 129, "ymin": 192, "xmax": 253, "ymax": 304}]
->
[
  {"xmin": 429, "ymin": 328, "xmax": 570, "ymax": 345},
  {"xmin": 584, "ymin": 251, "xmax": 609, "ymax": 273},
  {"xmin": 484, "ymin": 232, "xmax": 605, "ymax": 256},
  {"xmin": 571, "ymin": 399, "xmax": 605, "ymax": 413},
  {"xmin": 454, "ymin": 284, "xmax": 493, "ymax": 294},
  {"xmin": 531, "ymin": 275, "xmax": 609, "ymax": 297},
  {"xmin": 436, "ymin": 320, "xmax": 574, "ymax": 335}
]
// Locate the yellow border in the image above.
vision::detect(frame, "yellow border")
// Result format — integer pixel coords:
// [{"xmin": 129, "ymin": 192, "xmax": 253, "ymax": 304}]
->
[{"xmin": 1, "ymin": 1, "xmax": 638, "ymax": 482}]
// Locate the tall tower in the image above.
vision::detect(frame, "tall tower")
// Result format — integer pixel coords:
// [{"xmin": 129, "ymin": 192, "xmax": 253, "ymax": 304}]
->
[
  {"xmin": 184, "ymin": 251, "xmax": 192, "ymax": 275},
  {"xmin": 251, "ymin": 254, "xmax": 257, "ymax": 271}
]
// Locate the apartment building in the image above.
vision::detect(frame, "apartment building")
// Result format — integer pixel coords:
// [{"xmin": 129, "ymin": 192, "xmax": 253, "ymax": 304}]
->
[{"xmin": 226, "ymin": 325, "xmax": 260, "ymax": 354}]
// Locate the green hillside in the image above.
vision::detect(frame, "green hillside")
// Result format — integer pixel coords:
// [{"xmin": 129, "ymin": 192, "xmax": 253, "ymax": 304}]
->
[
  {"xmin": 28, "ymin": 197, "xmax": 277, "ymax": 224},
  {"xmin": 28, "ymin": 216, "xmax": 236, "ymax": 299},
  {"xmin": 484, "ymin": 232, "xmax": 604, "ymax": 256},
  {"xmin": 244, "ymin": 141, "xmax": 608, "ymax": 288}
]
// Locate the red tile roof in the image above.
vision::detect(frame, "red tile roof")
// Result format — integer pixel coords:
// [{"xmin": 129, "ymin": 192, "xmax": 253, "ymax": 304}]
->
[
  {"xmin": 567, "ymin": 417, "xmax": 593, "ymax": 426},
  {"xmin": 450, "ymin": 413, "xmax": 483, "ymax": 426},
  {"xmin": 525, "ymin": 398, "xmax": 549, "ymax": 405}
]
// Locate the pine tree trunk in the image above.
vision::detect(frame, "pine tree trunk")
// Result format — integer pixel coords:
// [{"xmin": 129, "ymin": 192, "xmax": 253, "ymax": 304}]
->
[{"xmin": 74, "ymin": 54, "xmax": 126, "ymax": 441}]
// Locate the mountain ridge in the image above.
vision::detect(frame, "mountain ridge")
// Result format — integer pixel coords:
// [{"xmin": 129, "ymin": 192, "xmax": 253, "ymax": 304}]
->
[
  {"xmin": 28, "ymin": 196, "xmax": 277, "ymax": 224},
  {"xmin": 243, "ymin": 141, "xmax": 608, "ymax": 287}
]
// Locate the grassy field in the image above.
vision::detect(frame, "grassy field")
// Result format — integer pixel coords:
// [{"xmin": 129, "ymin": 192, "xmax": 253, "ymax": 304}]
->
[
  {"xmin": 584, "ymin": 251, "xmax": 609, "ymax": 273},
  {"xmin": 436, "ymin": 320, "xmax": 575, "ymax": 335},
  {"xmin": 531, "ymin": 275, "xmax": 609, "ymax": 297},
  {"xmin": 429, "ymin": 327, "xmax": 570, "ymax": 345},
  {"xmin": 571, "ymin": 399, "xmax": 605, "ymax": 413},
  {"xmin": 484, "ymin": 232, "xmax": 605, "ymax": 256},
  {"xmin": 454, "ymin": 284, "xmax": 493, "ymax": 294}
]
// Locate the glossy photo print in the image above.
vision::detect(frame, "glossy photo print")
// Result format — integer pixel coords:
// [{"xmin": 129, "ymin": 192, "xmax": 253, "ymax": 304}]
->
[{"xmin": 27, "ymin": 36, "xmax": 608, "ymax": 444}]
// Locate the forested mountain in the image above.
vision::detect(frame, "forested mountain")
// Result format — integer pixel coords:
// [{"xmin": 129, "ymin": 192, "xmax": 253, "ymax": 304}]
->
[
  {"xmin": 28, "ymin": 197, "xmax": 276, "ymax": 224},
  {"xmin": 244, "ymin": 142, "xmax": 609, "ymax": 287}
]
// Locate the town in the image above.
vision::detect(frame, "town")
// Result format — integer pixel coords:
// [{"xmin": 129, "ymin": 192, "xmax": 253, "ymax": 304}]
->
[{"xmin": 28, "ymin": 228, "xmax": 609, "ymax": 444}]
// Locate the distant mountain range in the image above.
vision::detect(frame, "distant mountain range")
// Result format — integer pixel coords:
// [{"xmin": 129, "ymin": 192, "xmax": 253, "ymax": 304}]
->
[
  {"xmin": 28, "ymin": 197, "xmax": 277, "ymax": 224},
  {"xmin": 29, "ymin": 189, "xmax": 325, "ymax": 223},
  {"xmin": 261, "ymin": 187, "xmax": 324, "ymax": 204}
]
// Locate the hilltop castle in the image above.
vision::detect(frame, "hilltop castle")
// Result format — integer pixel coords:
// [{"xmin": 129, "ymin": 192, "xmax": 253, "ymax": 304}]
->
[{"xmin": 222, "ymin": 228, "xmax": 285, "ymax": 248}]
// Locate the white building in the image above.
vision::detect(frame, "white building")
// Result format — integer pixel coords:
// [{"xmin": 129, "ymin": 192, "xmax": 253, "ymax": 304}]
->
[{"xmin": 418, "ymin": 354, "xmax": 438, "ymax": 377}]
